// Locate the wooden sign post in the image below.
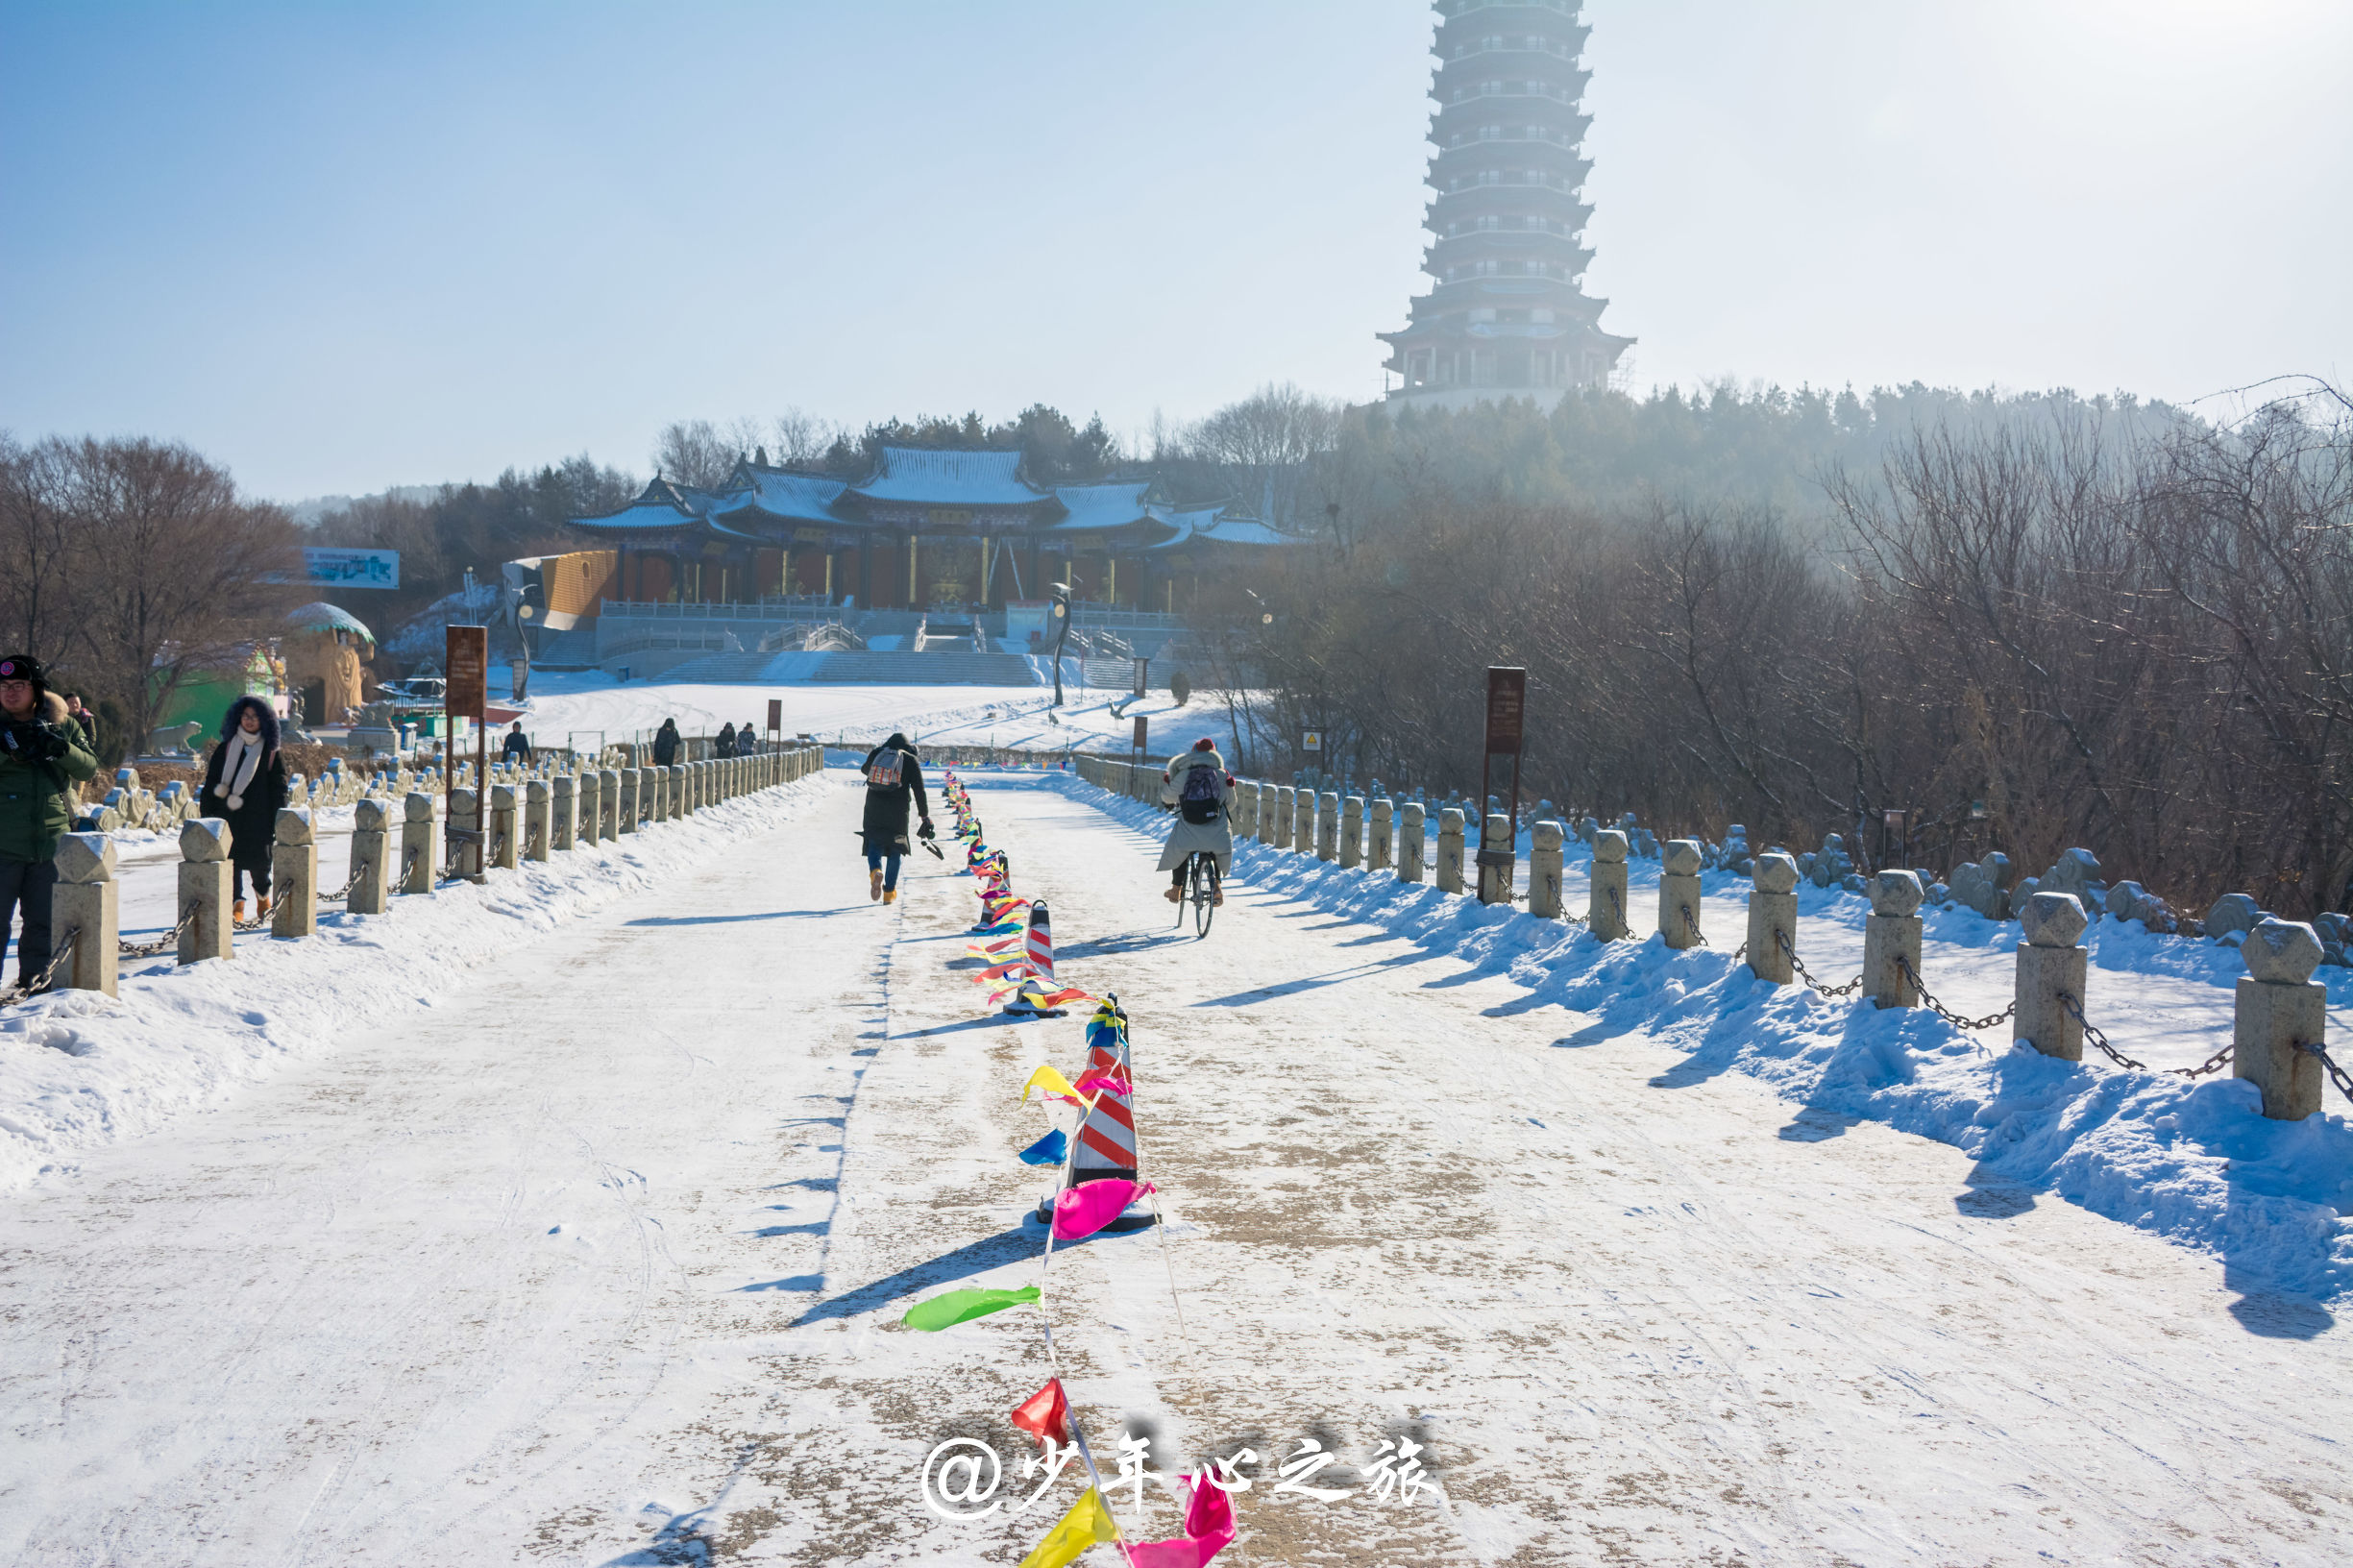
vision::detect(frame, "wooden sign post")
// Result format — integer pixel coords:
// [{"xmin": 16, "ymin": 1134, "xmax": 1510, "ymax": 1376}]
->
[
  {"xmin": 1477, "ymin": 667, "xmax": 1527, "ymax": 885},
  {"xmin": 446, "ymin": 625, "xmax": 488, "ymax": 881},
  {"xmin": 767, "ymin": 697, "xmax": 783, "ymax": 745}
]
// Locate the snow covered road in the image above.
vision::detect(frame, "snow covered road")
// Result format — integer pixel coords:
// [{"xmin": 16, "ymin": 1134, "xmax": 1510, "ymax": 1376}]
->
[{"xmin": 0, "ymin": 772, "xmax": 2345, "ymax": 1565}]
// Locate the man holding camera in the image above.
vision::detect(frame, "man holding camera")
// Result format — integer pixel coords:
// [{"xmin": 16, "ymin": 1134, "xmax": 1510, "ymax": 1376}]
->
[{"xmin": 0, "ymin": 655, "xmax": 99, "ymax": 992}]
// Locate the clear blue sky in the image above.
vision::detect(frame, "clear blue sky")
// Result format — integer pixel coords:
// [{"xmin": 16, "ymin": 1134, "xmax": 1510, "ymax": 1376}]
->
[{"xmin": 4, "ymin": 0, "xmax": 2348, "ymax": 501}]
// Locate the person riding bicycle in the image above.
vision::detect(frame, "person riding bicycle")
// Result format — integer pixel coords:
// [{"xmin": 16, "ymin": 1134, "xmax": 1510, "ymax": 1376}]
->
[{"xmin": 1158, "ymin": 737, "xmax": 1231, "ymax": 906}]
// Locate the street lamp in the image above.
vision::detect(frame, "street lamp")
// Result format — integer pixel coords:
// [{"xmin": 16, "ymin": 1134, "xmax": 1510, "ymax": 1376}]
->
[{"xmin": 1048, "ymin": 582, "xmax": 1072, "ymax": 708}]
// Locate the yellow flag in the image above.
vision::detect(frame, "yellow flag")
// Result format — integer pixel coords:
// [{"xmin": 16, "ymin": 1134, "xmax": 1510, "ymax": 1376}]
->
[
  {"xmin": 1017, "ymin": 1485, "xmax": 1120, "ymax": 1568},
  {"xmin": 1020, "ymin": 1065, "xmax": 1079, "ymax": 1105}
]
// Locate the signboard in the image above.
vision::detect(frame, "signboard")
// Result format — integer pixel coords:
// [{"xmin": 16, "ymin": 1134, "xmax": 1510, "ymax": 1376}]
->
[
  {"xmin": 444, "ymin": 625, "xmax": 487, "ymax": 721},
  {"xmin": 1131, "ymin": 715, "xmax": 1148, "ymax": 757},
  {"xmin": 1476, "ymin": 668, "xmax": 1528, "ymax": 882},
  {"xmin": 1132, "ymin": 658, "xmax": 1149, "ymax": 698},
  {"xmin": 1005, "ymin": 600, "xmax": 1054, "ymax": 647},
  {"xmin": 767, "ymin": 698, "xmax": 783, "ymax": 734},
  {"xmin": 301, "ymin": 547, "xmax": 400, "ymax": 589},
  {"xmin": 1301, "ymin": 730, "xmax": 1323, "ymax": 753},
  {"xmin": 1483, "ymin": 667, "xmax": 1527, "ymax": 755}
]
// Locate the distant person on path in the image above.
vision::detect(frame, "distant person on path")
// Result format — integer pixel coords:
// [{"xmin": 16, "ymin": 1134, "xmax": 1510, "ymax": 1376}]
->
[
  {"xmin": 858, "ymin": 731, "xmax": 931, "ymax": 906},
  {"xmin": 202, "ymin": 696, "xmax": 289, "ymax": 923},
  {"xmin": 717, "ymin": 722, "xmax": 737, "ymax": 757},
  {"xmin": 736, "ymin": 722, "xmax": 759, "ymax": 756},
  {"xmin": 501, "ymin": 721, "xmax": 532, "ymax": 766},
  {"xmin": 58, "ymin": 691, "xmax": 98, "ymax": 761},
  {"xmin": 652, "ymin": 718, "xmax": 681, "ymax": 767},
  {"xmin": 0, "ymin": 654, "xmax": 99, "ymax": 990},
  {"xmin": 1159, "ymin": 737, "xmax": 1231, "ymax": 906}
]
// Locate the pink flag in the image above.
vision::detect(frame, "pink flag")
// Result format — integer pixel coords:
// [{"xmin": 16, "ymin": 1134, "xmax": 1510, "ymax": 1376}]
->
[
  {"xmin": 1123, "ymin": 1472, "xmax": 1237, "ymax": 1567},
  {"xmin": 1051, "ymin": 1178, "xmax": 1153, "ymax": 1240},
  {"xmin": 1073, "ymin": 1072, "xmax": 1131, "ymax": 1098}
]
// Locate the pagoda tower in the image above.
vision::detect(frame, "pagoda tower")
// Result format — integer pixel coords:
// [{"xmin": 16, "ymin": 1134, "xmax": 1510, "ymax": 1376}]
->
[{"xmin": 1380, "ymin": 0, "xmax": 1632, "ymax": 408}]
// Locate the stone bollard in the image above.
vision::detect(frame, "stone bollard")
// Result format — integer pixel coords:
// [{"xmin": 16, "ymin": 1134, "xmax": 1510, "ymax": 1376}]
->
[
  {"xmin": 2235, "ymin": 919, "xmax": 2327, "ymax": 1119},
  {"xmin": 574, "ymin": 772, "xmax": 599, "ymax": 850},
  {"xmin": 52, "ymin": 834, "xmax": 119, "ymax": 995},
  {"xmin": 1478, "ymin": 812, "xmax": 1515, "ymax": 906},
  {"xmin": 402, "ymin": 792, "xmax": 440, "ymax": 893},
  {"xmin": 1746, "ymin": 852, "xmax": 1800, "ymax": 984},
  {"xmin": 599, "ymin": 768, "xmax": 622, "ymax": 841},
  {"xmin": 1235, "ymin": 781, "xmax": 1257, "ymax": 842},
  {"xmin": 1436, "ymin": 807, "xmax": 1466, "ymax": 894},
  {"xmin": 1862, "ymin": 870, "xmax": 1924, "ymax": 1009},
  {"xmin": 489, "ymin": 784, "xmax": 519, "ymax": 870},
  {"xmin": 1399, "ymin": 801, "xmax": 1427, "ymax": 884},
  {"xmin": 1253, "ymin": 783, "xmax": 1273, "ymax": 844},
  {"xmin": 673, "ymin": 763, "xmax": 692, "ymax": 817},
  {"xmin": 271, "ymin": 808, "xmax": 318, "ymax": 938},
  {"xmin": 1659, "ymin": 839, "xmax": 1703, "ymax": 948},
  {"xmin": 450, "ymin": 788, "xmax": 482, "ymax": 881},
  {"xmin": 1529, "ymin": 820, "xmax": 1564, "ymax": 918},
  {"xmin": 551, "ymin": 773, "xmax": 577, "ymax": 851},
  {"xmin": 1370, "ymin": 797, "xmax": 1394, "ymax": 872},
  {"xmin": 2013, "ymin": 893, "xmax": 2089, "ymax": 1059},
  {"xmin": 347, "ymin": 799, "xmax": 392, "ymax": 915},
  {"xmin": 1317, "ymin": 792, "xmax": 1339, "ymax": 862},
  {"xmin": 1589, "ymin": 829, "xmax": 1630, "ymax": 939},
  {"xmin": 1274, "ymin": 787, "xmax": 1294, "ymax": 850},
  {"xmin": 523, "ymin": 780, "xmax": 551, "ymax": 862},
  {"xmin": 177, "ymin": 818, "xmax": 235, "ymax": 963},
  {"xmin": 654, "ymin": 764, "xmax": 673, "ymax": 821},
  {"xmin": 615, "ymin": 768, "xmax": 638, "ymax": 834},
  {"xmin": 1340, "ymin": 796, "xmax": 1364, "ymax": 870}
]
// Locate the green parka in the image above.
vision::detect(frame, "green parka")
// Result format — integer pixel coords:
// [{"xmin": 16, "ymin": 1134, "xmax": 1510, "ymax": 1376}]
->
[{"xmin": 0, "ymin": 693, "xmax": 100, "ymax": 864}]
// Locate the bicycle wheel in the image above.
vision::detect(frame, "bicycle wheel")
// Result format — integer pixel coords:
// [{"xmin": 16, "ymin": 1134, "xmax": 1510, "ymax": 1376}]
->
[{"xmin": 1191, "ymin": 853, "xmax": 1217, "ymax": 938}]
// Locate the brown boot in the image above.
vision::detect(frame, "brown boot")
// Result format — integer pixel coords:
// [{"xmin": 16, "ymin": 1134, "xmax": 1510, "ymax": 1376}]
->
[
  {"xmin": 1164, "ymin": 885, "xmax": 1183, "ymax": 903},
  {"xmin": 883, "ymin": 889, "xmax": 898, "ymax": 905},
  {"xmin": 233, "ymin": 898, "xmax": 246, "ymax": 921},
  {"xmin": 870, "ymin": 869, "xmax": 884, "ymax": 902},
  {"xmin": 257, "ymin": 895, "xmax": 273, "ymax": 919}
]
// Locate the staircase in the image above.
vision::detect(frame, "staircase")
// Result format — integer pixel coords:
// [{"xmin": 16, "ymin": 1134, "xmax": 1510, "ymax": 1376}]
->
[
  {"xmin": 809, "ymin": 650, "xmax": 1040, "ymax": 685},
  {"xmin": 661, "ymin": 649, "xmax": 787, "ymax": 683}
]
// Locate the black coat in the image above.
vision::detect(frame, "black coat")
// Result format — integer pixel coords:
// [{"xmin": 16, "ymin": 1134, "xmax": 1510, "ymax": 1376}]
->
[
  {"xmin": 858, "ymin": 744, "xmax": 929, "ymax": 851},
  {"xmin": 652, "ymin": 726, "xmax": 680, "ymax": 766},
  {"xmin": 202, "ymin": 738, "xmax": 290, "ymax": 870}
]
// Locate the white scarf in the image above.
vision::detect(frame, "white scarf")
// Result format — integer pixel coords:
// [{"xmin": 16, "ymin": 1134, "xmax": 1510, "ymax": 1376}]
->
[{"xmin": 214, "ymin": 731, "xmax": 263, "ymax": 811}]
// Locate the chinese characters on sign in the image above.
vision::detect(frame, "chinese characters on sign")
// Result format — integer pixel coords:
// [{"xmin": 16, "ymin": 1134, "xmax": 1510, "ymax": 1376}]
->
[
  {"xmin": 920, "ymin": 1432, "xmax": 1436, "ymax": 1520},
  {"xmin": 302, "ymin": 547, "xmax": 400, "ymax": 589}
]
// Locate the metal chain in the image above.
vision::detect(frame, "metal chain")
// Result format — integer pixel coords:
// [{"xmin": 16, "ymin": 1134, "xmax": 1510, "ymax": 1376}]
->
[
  {"xmin": 2298, "ymin": 1040, "xmax": 2353, "ymax": 1106},
  {"xmin": 1900, "ymin": 954, "xmax": 2020, "ymax": 1032},
  {"xmin": 320, "ymin": 860, "xmax": 371, "ymax": 904},
  {"xmin": 2169, "ymin": 1043, "xmax": 2236, "ymax": 1081},
  {"xmin": 0, "ymin": 927, "xmax": 85, "ymax": 1004},
  {"xmin": 1778, "ymin": 931, "xmax": 1866, "ymax": 997},
  {"xmin": 2055, "ymin": 990, "xmax": 2144, "ymax": 1069},
  {"xmin": 1679, "ymin": 904, "xmax": 1710, "ymax": 947},
  {"xmin": 233, "ymin": 900, "xmax": 273, "ymax": 932},
  {"xmin": 1605, "ymin": 883, "xmax": 1628, "ymax": 939},
  {"xmin": 119, "ymin": 902, "xmax": 200, "ymax": 958},
  {"xmin": 1543, "ymin": 870, "xmax": 1589, "ymax": 925}
]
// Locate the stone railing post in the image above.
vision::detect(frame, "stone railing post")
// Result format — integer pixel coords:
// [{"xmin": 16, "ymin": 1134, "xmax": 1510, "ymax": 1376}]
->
[
  {"xmin": 617, "ymin": 768, "xmax": 639, "ymax": 833},
  {"xmin": 271, "ymin": 808, "xmax": 318, "ymax": 937},
  {"xmin": 1274, "ymin": 787, "xmax": 1294, "ymax": 851},
  {"xmin": 523, "ymin": 780, "xmax": 551, "ymax": 862},
  {"xmin": 490, "ymin": 784, "xmax": 519, "ymax": 870},
  {"xmin": 1369, "ymin": 797, "xmax": 1394, "ymax": 872},
  {"xmin": 642, "ymin": 766, "xmax": 663, "ymax": 823},
  {"xmin": 573, "ymin": 772, "xmax": 599, "ymax": 850},
  {"xmin": 1589, "ymin": 828, "xmax": 1630, "ymax": 939},
  {"xmin": 1862, "ymin": 870, "xmax": 1924, "ymax": 1008},
  {"xmin": 1233, "ymin": 781, "xmax": 1256, "ymax": 842},
  {"xmin": 402, "ymin": 792, "xmax": 440, "ymax": 893},
  {"xmin": 1478, "ymin": 812, "xmax": 1515, "ymax": 905},
  {"xmin": 2236, "ymin": 919, "xmax": 2326, "ymax": 1120},
  {"xmin": 348, "ymin": 799, "xmax": 392, "ymax": 915},
  {"xmin": 178, "ymin": 818, "xmax": 234, "ymax": 963},
  {"xmin": 1659, "ymin": 839, "xmax": 1703, "ymax": 947},
  {"xmin": 1528, "ymin": 820, "xmax": 1564, "ymax": 918},
  {"xmin": 600, "ymin": 768, "xmax": 622, "ymax": 841},
  {"xmin": 1253, "ymin": 783, "xmax": 1273, "ymax": 844},
  {"xmin": 2013, "ymin": 893, "xmax": 2089, "ymax": 1058},
  {"xmin": 1294, "ymin": 789, "xmax": 1315, "ymax": 854},
  {"xmin": 1399, "ymin": 801, "xmax": 1426, "ymax": 884},
  {"xmin": 53, "ymin": 834, "xmax": 118, "ymax": 995},
  {"xmin": 1436, "ymin": 807, "xmax": 1466, "ymax": 894},
  {"xmin": 1340, "ymin": 796, "xmax": 1364, "ymax": 869},
  {"xmin": 551, "ymin": 773, "xmax": 577, "ymax": 850},
  {"xmin": 671, "ymin": 763, "xmax": 691, "ymax": 817},
  {"xmin": 450, "ymin": 788, "xmax": 482, "ymax": 881},
  {"xmin": 1746, "ymin": 852, "xmax": 1799, "ymax": 984},
  {"xmin": 1316, "ymin": 792, "xmax": 1339, "ymax": 862}
]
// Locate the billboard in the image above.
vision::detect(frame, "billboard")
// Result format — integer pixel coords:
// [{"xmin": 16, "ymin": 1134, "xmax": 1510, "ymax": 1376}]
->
[{"xmin": 303, "ymin": 548, "xmax": 400, "ymax": 589}]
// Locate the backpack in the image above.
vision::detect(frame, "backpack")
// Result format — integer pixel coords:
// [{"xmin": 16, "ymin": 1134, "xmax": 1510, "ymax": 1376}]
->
[
  {"xmin": 867, "ymin": 749, "xmax": 903, "ymax": 790},
  {"xmin": 1178, "ymin": 762, "xmax": 1222, "ymax": 823}
]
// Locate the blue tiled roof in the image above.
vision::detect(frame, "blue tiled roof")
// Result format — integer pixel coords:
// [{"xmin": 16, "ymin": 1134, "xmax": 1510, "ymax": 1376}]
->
[
  {"xmin": 1044, "ymin": 482, "xmax": 1154, "ymax": 533},
  {"xmin": 849, "ymin": 447, "xmax": 1047, "ymax": 506}
]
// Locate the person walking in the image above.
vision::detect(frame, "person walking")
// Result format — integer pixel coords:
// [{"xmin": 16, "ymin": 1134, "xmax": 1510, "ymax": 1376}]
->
[
  {"xmin": 202, "ymin": 696, "xmax": 289, "ymax": 922},
  {"xmin": 0, "ymin": 655, "xmax": 99, "ymax": 991},
  {"xmin": 500, "ymin": 721, "xmax": 532, "ymax": 766},
  {"xmin": 651, "ymin": 717, "xmax": 681, "ymax": 767},
  {"xmin": 857, "ymin": 731, "xmax": 931, "ymax": 905},
  {"xmin": 57, "ymin": 691, "xmax": 99, "ymax": 761},
  {"xmin": 717, "ymin": 722, "xmax": 737, "ymax": 757},
  {"xmin": 736, "ymin": 722, "xmax": 760, "ymax": 757},
  {"xmin": 1158, "ymin": 737, "xmax": 1232, "ymax": 906}
]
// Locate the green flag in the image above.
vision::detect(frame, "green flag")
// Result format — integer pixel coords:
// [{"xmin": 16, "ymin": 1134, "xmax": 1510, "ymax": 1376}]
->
[{"xmin": 899, "ymin": 1286, "xmax": 1042, "ymax": 1332}]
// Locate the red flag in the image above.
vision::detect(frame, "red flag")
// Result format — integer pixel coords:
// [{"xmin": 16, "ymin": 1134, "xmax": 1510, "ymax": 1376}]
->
[
  {"xmin": 1010, "ymin": 1377, "xmax": 1071, "ymax": 1449},
  {"xmin": 1124, "ymin": 1471, "xmax": 1237, "ymax": 1567}
]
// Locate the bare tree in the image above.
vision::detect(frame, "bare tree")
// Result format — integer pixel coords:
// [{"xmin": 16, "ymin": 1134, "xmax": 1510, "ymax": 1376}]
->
[
  {"xmin": 1183, "ymin": 383, "xmax": 1344, "ymax": 531},
  {"xmin": 650, "ymin": 420, "xmax": 737, "ymax": 490}
]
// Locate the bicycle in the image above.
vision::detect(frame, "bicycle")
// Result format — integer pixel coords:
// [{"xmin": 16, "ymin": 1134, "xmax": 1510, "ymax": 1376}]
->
[{"xmin": 1178, "ymin": 850, "xmax": 1221, "ymax": 938}]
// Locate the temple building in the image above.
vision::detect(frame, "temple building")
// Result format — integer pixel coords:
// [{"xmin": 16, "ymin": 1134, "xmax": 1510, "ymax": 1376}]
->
[
  {"xmin": 1380, "ymin": 0, "xmax": 1633, "ymax": 410},
  {"xmin": 562, "ymin": 447, "xmax": 1286, "ymax": 616}
]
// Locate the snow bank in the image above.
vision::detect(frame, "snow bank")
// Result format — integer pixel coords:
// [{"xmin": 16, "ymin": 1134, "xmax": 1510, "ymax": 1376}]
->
[
  {"xmin": 0, "ymin": 772, "xmax": 842, "ymax": 1189},
  {"xmin": 1061, "ymin": 775, "xmax": 2353, "ymax": 1306}
]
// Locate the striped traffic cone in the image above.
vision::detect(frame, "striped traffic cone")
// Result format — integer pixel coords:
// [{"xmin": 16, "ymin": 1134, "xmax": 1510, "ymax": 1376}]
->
[
  {"xmin": 1036, "ymin": 997, "xmax": 1153, "ymax": 1232},
  {"xmin": 1000, "ymin": 899, "xmax": 1092, "ymax": 1017}
]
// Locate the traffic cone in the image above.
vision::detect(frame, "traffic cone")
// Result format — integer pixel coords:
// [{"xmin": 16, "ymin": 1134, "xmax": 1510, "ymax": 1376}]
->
[{"xmin": 1036, "ymin": 997, "xmax": 1152, "ymax": 1232}]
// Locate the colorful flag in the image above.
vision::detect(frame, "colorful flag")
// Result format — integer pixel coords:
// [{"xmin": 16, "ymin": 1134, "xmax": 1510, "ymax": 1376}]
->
[
  {"xmin": 899, "ymin": 1286, "xmax": 1042, "ymax": 1332},
  {"xmin": 1020, "ymin": 1066, "xmax": 1081, "ymax": 1105},
  {"xmin": 1053, "ymin": 1179, "xmax": 1153, "ymax": 1241},
  {"xmin": 1073, "ymin": 1072, "xmax": 1131, "ymax": 1098},
  {"xmin": 1009, "ymin": 1376, "xmax": 1072, "ymax": 1449},
  {"xmin": 1018, "ymin": 1128, "xmax": 1069, "ymax": 1165},
  {"xmin": 1018, "ymin": 1485, "xmax": 1121, "ymax": 1568},
  {"xmin": 1122, "ymin": 1473, "xmax": 1236, "ymax": 1567}
]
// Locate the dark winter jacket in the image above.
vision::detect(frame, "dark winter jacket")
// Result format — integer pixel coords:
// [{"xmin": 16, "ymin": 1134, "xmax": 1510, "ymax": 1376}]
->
[
  {"xmin": 501, "ymin": 730, "xmax": 532, "ymax": 764},
  {"xmin": 735, "ymin": 727, "xmax": 759, "ymax": 756},
  {"xmin": 652, "ymin": 722, "xmax": 681, "ymax": 767},
  {"xmin": 201, "ymin": 698, "xmax": 290, "ymax": 870},
  {"xmin": 0, "ymin": 692, "xmax": 100, "ymax": 865},
  {"xmin": 717, "ymin": 723, "xmax": 737, "ymax": 755},
  {"xmin": 858, "ymin": 738, "xmax": 930, "ymax": 851}
]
